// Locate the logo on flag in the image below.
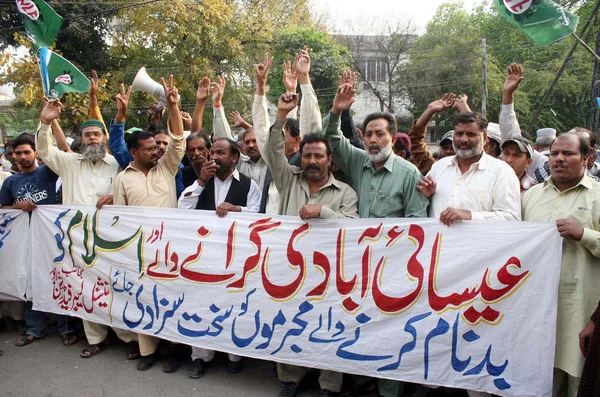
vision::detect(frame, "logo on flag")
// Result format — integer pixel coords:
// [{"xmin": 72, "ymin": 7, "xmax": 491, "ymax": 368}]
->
[
  {"xmin": 15, "ymin": 0, "xmax": 40, "ymax": 20},
  {"xmin": 503, "ymin": 0, "xmax": 533, "ymax": 14},
  {"xmin": 54, "ymin": 73, "xmax": 72, "ymax": 85}
]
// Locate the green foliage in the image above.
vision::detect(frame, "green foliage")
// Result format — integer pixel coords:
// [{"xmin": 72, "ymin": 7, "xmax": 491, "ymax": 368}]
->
[
  {"xmin": 407, "ymin": 1, "xmax": 598, "ymax": 136},
  {"xmin": 268, "ymin": 28, "xmax": 352, "ymax": 113}
]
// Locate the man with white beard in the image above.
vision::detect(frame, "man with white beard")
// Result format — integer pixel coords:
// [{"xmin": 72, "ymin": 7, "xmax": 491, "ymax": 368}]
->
[
  {"xmin": 323, "ymin": 83, "xmax": 428, "ymax": 220},
  {"xmin": 36, "ymin": 100, "xmax": 139, "ymax": 359},
  {"xmin": 417, "ymin": 111, "xmax": 521, "ymax": 225}
]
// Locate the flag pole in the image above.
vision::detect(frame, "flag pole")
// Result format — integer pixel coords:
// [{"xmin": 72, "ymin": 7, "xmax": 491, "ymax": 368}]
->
[
  {"xmin": 572, "ymin": 33, "xmax": 600, "ymax": 62},
  {"xmin": 526, "ymin": 0, "xmax": 600, "ymax": 133}
]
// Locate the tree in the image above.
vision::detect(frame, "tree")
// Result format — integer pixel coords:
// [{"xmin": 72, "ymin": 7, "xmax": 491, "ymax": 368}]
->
[
  {"xmin": 268, "ymin": 28, "xmax": 352, "ymax": 114},
  {"xmin": 340, "ymin": 17, "xmax": 417, "ymax": 113}
]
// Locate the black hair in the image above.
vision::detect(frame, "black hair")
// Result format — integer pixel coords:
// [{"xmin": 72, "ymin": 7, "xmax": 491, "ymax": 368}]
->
[
  {"xmin": 5, "ymin": 141, "xmax": 16, "ymax": 150},
  {"xmin": 300, "ymin": 133, "xmax": 332, "ymax": 157},
  {"xmin": 126, "ymin": 130, "xmax": 155, "ymax": 151},
  {"xmin": 362, "ymin": 112, "xmax": 397, "ymax": 136},
  {"xmin": 213, "ymin": 138, "xmax": 240, "ymax": 159},
  {"xmin": 70, "ymin": 136, "xmax": 83, "ymax": 153},
  {"xmin": 552, "ymin": 133, "xmax": 591, "ymax": 157},
  {"xmin": 454, "ymin": 112, "xmax": 488, "ymax": 131},
  {"xmin": 12, "ymin": 133, "xmax": 36, "ymax": 151},
  {"xmin": 187, "ymin": 130, "xmax": 212, "ymax": 150},
  {"xmin": 285, "ymin": 118, "xmax": 300, "ymax": 138},
  {"xmin": 152, "ymin": 128, "xmax": 168, "ymax": 137}
]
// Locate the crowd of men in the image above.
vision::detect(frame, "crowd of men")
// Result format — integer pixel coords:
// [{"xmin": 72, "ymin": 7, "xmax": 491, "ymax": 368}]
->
[{"xmin": 0, "ymin": 48, "xmax": 599, "ymax": 397}]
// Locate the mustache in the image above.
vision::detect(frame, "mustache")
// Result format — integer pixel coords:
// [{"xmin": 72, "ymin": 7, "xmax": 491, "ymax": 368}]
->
[
  {"xmin": 369, "ymin": 144, "xmax": 381, "ymax": 150},
  {"xmin": 305, "ymin": 164, "xmax": 320, "ymax": 171}
]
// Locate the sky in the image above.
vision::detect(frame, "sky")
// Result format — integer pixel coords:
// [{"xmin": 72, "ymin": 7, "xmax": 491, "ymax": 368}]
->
[{"xmin": 312, "ymin": 0, "xmax": 483, "ymax": 34}]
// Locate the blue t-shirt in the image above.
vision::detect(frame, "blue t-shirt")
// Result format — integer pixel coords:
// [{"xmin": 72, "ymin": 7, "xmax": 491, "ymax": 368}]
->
[{"xmin": 0, "ymin": 165, "xmax": 59, "ymax": 206}]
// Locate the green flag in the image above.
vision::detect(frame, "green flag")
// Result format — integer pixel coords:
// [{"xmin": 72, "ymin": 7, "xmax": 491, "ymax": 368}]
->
[
  {"xmin": 38, "ymin": 47, "xmax": 90, "ymax": 99},
  {"xmin": 15, "ymin": 0, "xmax": 62, "ymax": 50},
  {"xmin": 495, "ymin": 0, "xmax": 579, "ymax": 46}
]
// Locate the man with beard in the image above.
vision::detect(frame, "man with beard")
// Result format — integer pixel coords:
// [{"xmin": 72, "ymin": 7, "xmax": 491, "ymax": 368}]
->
[
  {"xmin": 266, "ymin": 92, "xmax": 358, "ymax": 397},
  {"xmin": 181, "ymin": 131, "xmax": 211, "ymax": 188},
  {"xmin": 108, "ymin": 84, "xmax": 185, "ymax": 197},
  {"xmin": 113, "ymin": 76, "xmax": 186, "ymax": 373},
  {"xmin": 417, "ymin": 112, "xmax": 520, "ymax": 225},
  {"xmin": 178, "ymin": 137, "xmax": 260, "ymax": 378},
  {"xmin": 36, "ymin": 99, "xmax": 139, "ymax": 359},
  {"xmin": 0, "ymin": 133, "xmax": 77, "ymax": 348},
  {"xmin": 522, "ymin": 134, "xmax": 600, "ymax": 397},
  {"xmin": 323, "ymin": 83, "xmax": 427, "ymax": 397},
  {"xmin": 416, "ymin": 112, "xmax": 520, "ymax": 397},
  {"xmin": 324, "ymin": 83, "xmax": 427, "ymax": 219}
]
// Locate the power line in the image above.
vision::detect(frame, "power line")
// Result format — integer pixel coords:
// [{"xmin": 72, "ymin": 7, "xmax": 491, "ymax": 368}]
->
[{"xmin": 0, "ymin": 0, "xmax": 166, "ymax": 33}]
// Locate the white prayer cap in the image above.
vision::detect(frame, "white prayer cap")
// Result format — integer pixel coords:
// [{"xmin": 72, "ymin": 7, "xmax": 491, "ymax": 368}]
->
[
  {"xmin": 486, "ymin": 122, "xmax": 502, "ymax": 144},
  {"xmin": 536, "ymin": 128, "xmax": 557, "ymax": 139}
]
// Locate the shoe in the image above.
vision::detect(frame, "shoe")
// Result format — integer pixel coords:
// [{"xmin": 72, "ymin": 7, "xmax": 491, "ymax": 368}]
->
[
  {"xmin": 137, "ymin": 352, "xmax": 160, "ymax": 371},
  {"xmin": 227, "ymin": 359, "xmax": 243, "ymax": 374},
  {"xmin": 279, "ymin": 382, "xmax": 300, "ymax": 397},
  {"xmin": 163, "ymin": 356, "xmax": 181, "ymax": 373},
  {"xmin": 320, "ymin": 390, "xmax": 338, "ymax": 397},
  {"xmin": 188, "ymin": 359, "xmax": 207, "ymax": 379}
]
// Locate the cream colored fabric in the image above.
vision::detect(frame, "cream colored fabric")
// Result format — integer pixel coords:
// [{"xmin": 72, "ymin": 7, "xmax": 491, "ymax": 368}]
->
[
  {"xmin": 36, "ymin": 124, "xmax": 120, "ymax": 205},
  {"xmin": 522, "ymin": 174, "xmax": 600, "ymax": 377},
  {"xmin": 113, "ymin": 131, "xmax": 185, "ymax": 208}
]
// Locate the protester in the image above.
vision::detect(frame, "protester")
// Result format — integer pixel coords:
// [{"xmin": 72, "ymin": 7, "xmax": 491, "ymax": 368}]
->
[
  {"xmin": 392, "ymin": 133, "xmax": 412, "ymax": 160},
  {"xmin": 500, "ymin": 136, "xmax": 537, "ymax": 194},
  {"xmin": 5, "ymin": 141, "xmax": 20, "ymax": 173},
  {"xmin": 323, "ymin": 82, "xmax": 427, "ymax": 396},
  {"xmin": 252, "ymin": 49, "xmax": 322, "ymax": 214},
  {"xmin": 0, "ymin": 133, "xmax": 77, "ymax": 348},
  {"xmin": 485, "ymin": 122, "xmax": 502, "ymax": 158},
  {"xmin": 181, "ymin": 131, "xmax": 211, "ymax": 188},
  {"xmin": 112, "ymin": 76, "xmax": 186, "ymax": 372},
  {"xmin": 264, "ymin": 91, "xmax": 358, "ymax": 397},
  {"xmin": 522, "ymin": 133, "xmax": 600, "ymax": 397},
  {"xmin": 36, "ymin": 98, "xmax": 139, "ymax": 360},
  {"xmin": 536, "ymin": 128, "xmax": 557, "ymax": 155},
  {"xmin": 178, "ymin": 137, "xmax": 260, "ymax": 377},
  {"xmin": 499, "ymin": 63, "xmax": 559, "ymax": 178},
  {"xmin": 417, "ymin": 111, "xmax": 521, "ymax": 225}
]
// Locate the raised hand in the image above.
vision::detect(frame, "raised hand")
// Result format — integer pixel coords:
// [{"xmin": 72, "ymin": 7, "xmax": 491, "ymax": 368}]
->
[
  {"xmin": 196, "ymin": 76, "xmax": 211, "ymax": 102},
  {"xmin": 452, "ymin": 94, "xmax": 470, "ymax": 112},
  {"xmin": 276, "ymin": 92, "xmax": 299, "ymax": 120},
  {"xmin": 339, "ymin": 70, "xmax": 357, "ymax": 87},
  {"xmin": 181, "ymin": 111, "xmax": 192, "ymax": 129},
  {"xmin": 504, "ymin": 63, "xmax": 524, "ymax": 94},
  {"xmin": 115, "ymin": 83, "xmax": 132, "ymax": 123},
  {"xmin": 161, "ymin": 75, "xmax": 180, "ymax": 106},
  {"xmin": 89, "ymin": 70, "xmax": 99, "ymax": 98},
  {"xmin": 282, "ymin": 60, "xmax": 298, "ymax": 93},
  {"xmin": 229, "ymin": 111, "xmax": 250, "ymax": 129},
  {"xmin": 295, "ymin": 46, "xmax": 310, "ymax": 76},
  {"xmin": 211, "ymin": 76, "xmax": 225, "ymax": 107},
  {"xmin": 41, "ymin": 99, "xmax": 62, "ymax": 125},
  {"xmin": 253, "ymin": 52, "xmax": 274, "ymax": 95},
  {"xmin": 428, "ymin": 93, "xmax": 456, "ymax": 113},
  {"xmin": 331, "ymin": 83, "xmax": 356, "ymax": 115}
]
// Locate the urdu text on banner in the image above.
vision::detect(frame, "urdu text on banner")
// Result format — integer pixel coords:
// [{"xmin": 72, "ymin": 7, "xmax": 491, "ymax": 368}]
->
[{"xmin": 17, "ymin": 205, "xmax": 562, "ymax": 396}]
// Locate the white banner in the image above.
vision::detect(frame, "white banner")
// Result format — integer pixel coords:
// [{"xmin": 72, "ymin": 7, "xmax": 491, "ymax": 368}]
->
[
  {"xmin": 23, "ymin": 205, "xmax": 563, "ymax": 396},
  {"xmin": 0, "ymin": 209, "xmax": 30, "ymax": 300}
]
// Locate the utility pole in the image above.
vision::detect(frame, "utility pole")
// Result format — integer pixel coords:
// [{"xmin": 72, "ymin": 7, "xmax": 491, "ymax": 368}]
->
[
  {"xmin": 526, "ymin": 0, "xmax": 600, "ymax": 133},
  {"xmin": 481, "ymin": 38, "xmax": 487, "ymax": 118}
]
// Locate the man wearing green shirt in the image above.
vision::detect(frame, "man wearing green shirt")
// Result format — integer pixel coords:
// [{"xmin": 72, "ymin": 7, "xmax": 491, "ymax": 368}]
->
[
  {"xmin": 522, "ymin": 133, "xmax": 600, "ymax": 397},
  {"xmin": 323, "ymin": 83, "xmax": 428, "ymax": 396},
  {"xmin": 323, "ymin": 83, "xmax": 428, "ymax": 220}
]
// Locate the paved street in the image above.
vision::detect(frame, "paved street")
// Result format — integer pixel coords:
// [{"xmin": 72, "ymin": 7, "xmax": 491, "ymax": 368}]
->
[{"xmin": 0, "ymin": 325, "xmax": 322, "ymax": 397}]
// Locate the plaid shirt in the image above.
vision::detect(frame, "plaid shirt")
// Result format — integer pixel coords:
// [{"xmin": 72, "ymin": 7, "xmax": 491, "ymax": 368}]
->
[{"xmin": 534, "ymin": 160, "xmax": 600, "ymax": 183}]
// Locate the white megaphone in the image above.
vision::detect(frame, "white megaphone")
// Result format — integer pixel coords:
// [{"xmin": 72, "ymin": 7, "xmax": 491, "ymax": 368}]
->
[{"xmin": 132, "ymin": 67, "xmax": 168, "ymax": 108}]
